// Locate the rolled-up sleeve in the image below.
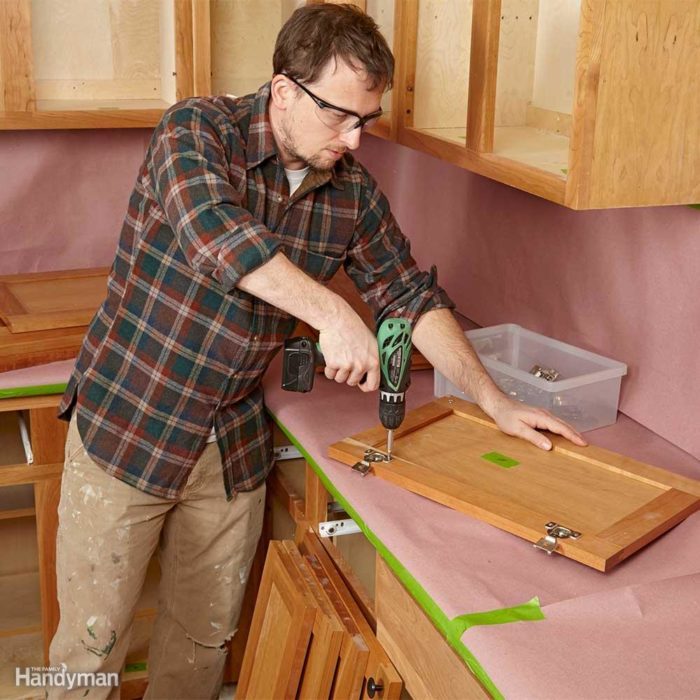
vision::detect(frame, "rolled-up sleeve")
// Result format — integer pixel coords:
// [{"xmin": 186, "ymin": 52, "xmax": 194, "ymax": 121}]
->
[
  {"xmin": 148, "ymin": 103, "xmax": 281, "ymax": 292},
  {"xmin": 345, "ymin": 171, "xmax": 455, "ymax": 326}
]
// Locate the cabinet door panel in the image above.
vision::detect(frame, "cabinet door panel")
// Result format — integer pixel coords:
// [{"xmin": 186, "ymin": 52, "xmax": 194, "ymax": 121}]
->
[
  {"xmin": 329, "ymin": 397, "xmax": 700, "ymax": 572},
  {"xmin": 237, "ymin": 541, "xmax": 317, "ymax": 699}
]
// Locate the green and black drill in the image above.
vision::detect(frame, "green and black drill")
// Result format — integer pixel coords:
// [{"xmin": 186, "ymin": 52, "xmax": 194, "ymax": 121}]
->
[{"xmin": 282, "ymin": 317, "xmax": 412, "ymax": 461}]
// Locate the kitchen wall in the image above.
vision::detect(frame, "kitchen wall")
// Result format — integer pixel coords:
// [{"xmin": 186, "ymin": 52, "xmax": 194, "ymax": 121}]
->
[
  {"xmin": 0, "ymin": 129, "xmax": 150, "ymax": 274},
  {"xmin": 0, "ymin": 129, "xmax": 697, "ymax": 457}
]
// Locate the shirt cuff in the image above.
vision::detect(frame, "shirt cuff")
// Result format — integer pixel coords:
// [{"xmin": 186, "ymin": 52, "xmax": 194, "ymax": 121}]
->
[
  {"xmin": 378, "ymin": 265, "xmax": 456, "ymax": 327},
  {"xmin": 213, "ymin": 222, "xmax": 282, "ymax": 293}
]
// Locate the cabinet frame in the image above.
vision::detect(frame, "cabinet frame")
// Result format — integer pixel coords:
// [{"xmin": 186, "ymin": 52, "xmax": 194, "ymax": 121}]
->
[
  {"xmin": 0, "ymin": 0, "xmax": 211, "ymax": 130},
  {"xmin": 392, "ymin": 0, "xmax": 700, "ymax": 209}
]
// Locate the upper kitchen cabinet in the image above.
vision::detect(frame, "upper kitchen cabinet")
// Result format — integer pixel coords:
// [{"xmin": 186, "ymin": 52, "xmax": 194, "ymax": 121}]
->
[
  {"xmin": 0, "ymin": 0, "xmax": 207, "ymax": 129},
  {"xmin": 394, "ymin": 0, "xmax": 700, "ymax": 209}
]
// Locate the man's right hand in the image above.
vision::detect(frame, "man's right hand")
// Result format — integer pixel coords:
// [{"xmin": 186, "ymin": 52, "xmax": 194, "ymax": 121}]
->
[
  {"xmin": 236, "ymin": 252, "xmax": 380, "ymax": 392},
  {"xmin": 318, "ymin": 306, "xmax": 380, "ymax": 392}
]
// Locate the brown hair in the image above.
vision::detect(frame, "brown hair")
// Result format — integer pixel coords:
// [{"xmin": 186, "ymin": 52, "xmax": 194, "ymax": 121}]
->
[{"xmin": 273, "ymin": 3, "xmax": 394, "ymax": 91}]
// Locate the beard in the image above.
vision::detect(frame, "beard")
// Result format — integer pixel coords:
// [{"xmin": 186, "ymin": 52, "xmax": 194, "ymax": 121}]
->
[{"xmin": 278, "ymin": 118, "xmax": 340, "ymax": 172}]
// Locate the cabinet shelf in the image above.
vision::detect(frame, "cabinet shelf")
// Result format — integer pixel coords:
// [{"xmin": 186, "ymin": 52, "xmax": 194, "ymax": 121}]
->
[
  {"xmin": 0, "ymin": 507, "xmax": 35, "ymax": 521},
  {"xmin": 0, "ymin": 0, "xmax": 204, "ymax": 130},
  {"xmin": 493, "ymin": 126, "xmax": 569, "ymax": 177}
]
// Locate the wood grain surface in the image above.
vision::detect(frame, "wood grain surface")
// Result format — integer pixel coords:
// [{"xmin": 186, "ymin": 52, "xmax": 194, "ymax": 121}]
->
[
  {"xmin": 0, "ymin": 268, "xmax": 108, "ymax": 334},
  {"xmin": 329, "ymin": 396, "xmax": 700, "ymax": 571}
]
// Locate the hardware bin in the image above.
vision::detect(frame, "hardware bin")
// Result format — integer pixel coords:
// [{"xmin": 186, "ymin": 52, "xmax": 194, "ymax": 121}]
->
[{"xmin": 434, "ymin": 323, "xmax": 627, "ymax": 431}]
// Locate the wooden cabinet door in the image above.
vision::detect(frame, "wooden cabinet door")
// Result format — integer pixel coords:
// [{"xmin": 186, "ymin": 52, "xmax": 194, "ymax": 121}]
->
[
  {"xmin": 0, "ymin": 268, "xmax": 109, "ymax": 334},
  {"xmin": 237, "ymin": 541, "xmax": 318, "ymax": 700},
  {"xmin": 239, "ymin": 537, "xmax": 403, "ymax": 699},
  {"xmin": 329, "ymin": 396, "xmax": 700, "ymax": 571}
]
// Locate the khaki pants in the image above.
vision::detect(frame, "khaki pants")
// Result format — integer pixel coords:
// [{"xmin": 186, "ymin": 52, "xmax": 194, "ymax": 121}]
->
[{"xmin": 48, "ymin": 416, "xmax": 266, "ymax": 700}]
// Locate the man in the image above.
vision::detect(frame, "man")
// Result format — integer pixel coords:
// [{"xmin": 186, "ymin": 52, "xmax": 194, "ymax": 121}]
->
[{"xmin": 50, "ymin": 4, "xmax": 585, "ymax": 698}]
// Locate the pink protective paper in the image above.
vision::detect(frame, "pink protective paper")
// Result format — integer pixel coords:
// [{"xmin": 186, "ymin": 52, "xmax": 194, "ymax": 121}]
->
[
  {"xmin": 466, "ymin": 573, "xmax": 700, "ymax": 699},
  {"xmin": 0, "ymin": 360, "xmax": 74, "ymax": 390},
  {"xmin": 3, "ymin": 128, "xmax": 698, "ymax": 456},
  {"xmin": 262, "ymin": 355, "xmax": 700, "ymax": 698}
]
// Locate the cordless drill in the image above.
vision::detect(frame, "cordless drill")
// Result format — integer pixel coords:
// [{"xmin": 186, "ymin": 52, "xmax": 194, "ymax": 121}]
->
[
  {"xmin": 282, "ymin": 317, "xmax": 413, "ymax": 460},
  {"xmin": 376, "ymin": 318, "xmax": 412, "ymax": 460}
]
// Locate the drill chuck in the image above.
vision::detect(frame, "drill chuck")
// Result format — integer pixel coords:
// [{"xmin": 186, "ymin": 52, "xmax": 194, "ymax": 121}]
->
[{"xmin": 379, "ymin": 391, "xmax": 406, "ymax": 430}]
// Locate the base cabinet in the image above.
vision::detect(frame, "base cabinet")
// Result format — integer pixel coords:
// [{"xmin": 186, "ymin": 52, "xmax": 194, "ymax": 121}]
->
[{"xmin": 375, "ymin": 556, "xmax": 490, "ymax": 700}]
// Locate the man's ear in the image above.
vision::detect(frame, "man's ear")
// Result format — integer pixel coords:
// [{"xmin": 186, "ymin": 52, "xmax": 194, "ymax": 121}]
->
[{"xmin": 270, "ymin": 74, "xmax": 295, "ymax": 111}]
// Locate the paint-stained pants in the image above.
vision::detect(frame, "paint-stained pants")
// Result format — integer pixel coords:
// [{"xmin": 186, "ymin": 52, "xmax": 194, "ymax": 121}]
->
[{"xmin": 48, "ymin": 415, "xmax": 266, "ymax": 700}]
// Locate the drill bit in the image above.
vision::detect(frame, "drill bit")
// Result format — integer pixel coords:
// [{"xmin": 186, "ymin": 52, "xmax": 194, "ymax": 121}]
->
[{"xmin": 386, "ymin": 428, "xmax": 394, "ymax": 461}]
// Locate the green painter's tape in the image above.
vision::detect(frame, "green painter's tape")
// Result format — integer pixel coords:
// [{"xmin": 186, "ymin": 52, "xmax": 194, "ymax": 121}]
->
[
  {"xmin": 0, "ymin": 383, "xmax": 67, "ymax": 400},
  {"xmin": 124, "ymin": 662, "xmax": 147, "ymax": 673},
  {"xmin": 482, "ymin": 451, "xmax": 519, "ymax": 468},
  {"xmin": 268, "ymin": 410, "xmax": 547, "ymax": 700},
  {"xmin": 448, "ymin": 597, "xmax": 545, "ymax": 645}
]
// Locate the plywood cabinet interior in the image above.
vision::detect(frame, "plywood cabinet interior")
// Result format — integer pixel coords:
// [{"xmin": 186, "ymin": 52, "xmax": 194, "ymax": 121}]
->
[
  {"xmin": 393, "ymin": 0, "xmax": 700, "ymax": 209},
  {"xmin": 0, "ymin": 0, "xmax": 207, "ymax": 129},
  {"xmin": 210, "ymin": 0, "xmax": 398, "ymax": 138},
  {"xmin": 210, "ymin": 0, "xmax": 302, "ymax": 99}
]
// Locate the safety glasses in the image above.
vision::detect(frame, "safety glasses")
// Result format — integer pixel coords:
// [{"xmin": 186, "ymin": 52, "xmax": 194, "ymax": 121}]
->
[{"xmin": 285, "ymin": 74, "xmax": 384, "ymax": 133}]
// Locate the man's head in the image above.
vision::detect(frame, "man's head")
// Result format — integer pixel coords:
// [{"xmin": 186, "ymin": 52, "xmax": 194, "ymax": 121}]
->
[{"xmin": 268, "ymin": 3, "xmax": 394, "ymax": 171}]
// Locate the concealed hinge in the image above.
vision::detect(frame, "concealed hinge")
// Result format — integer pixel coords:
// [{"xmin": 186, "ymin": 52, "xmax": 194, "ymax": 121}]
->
[
  {"xmin": 533, "ymin": 522, "xmax": 582, "ymax": 555},
  {"xmin": 352, "ymin": 448, "xmax": 388, "ymax": 476}
]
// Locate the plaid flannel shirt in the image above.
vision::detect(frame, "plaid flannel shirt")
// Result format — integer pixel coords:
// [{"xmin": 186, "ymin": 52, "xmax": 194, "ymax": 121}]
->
[{"xmin": 59, "ymin": 83, "xmax": 454, "ymax": 500}]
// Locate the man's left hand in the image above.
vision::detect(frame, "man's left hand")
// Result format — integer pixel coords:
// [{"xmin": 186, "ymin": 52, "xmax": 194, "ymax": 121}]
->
[{"xmin": 486, "ymin": 393, "xmax": 587, "ymax": 451}]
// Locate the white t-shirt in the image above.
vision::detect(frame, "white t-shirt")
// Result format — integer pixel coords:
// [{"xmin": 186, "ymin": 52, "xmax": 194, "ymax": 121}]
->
[
  {"xmin": 284, "ymin": 166, "xmax": 309, "ymax": 196},
  {"xmin": 206, "ymin": 165, "xmax": 311, "ymax": 444}
]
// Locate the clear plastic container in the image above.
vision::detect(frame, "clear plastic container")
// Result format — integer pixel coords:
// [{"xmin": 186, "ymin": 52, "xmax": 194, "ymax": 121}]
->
[{"xmin": 434, "ymin": 324, "xmax": 628, "ymax": 432}]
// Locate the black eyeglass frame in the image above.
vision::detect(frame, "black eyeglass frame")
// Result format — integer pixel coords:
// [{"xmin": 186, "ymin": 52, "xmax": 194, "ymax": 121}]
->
[{"xmin": 283, "ymin": 74, "xmax": 384, "ymax": 132}]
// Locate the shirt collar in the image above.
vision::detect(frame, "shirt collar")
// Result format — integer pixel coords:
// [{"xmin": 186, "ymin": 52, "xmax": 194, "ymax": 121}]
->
[{"xmin": 245, "ymin": 82, "xmax": 345, "ymax": 190}]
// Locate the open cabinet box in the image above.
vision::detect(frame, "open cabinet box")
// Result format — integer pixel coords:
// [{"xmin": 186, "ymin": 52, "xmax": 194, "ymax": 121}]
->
[
  {"xmin": 0, "ymin": 0, "xmax": 213, "ymax": 129},
  {"xmin": 1, "ymin": 0, "xmax": 697, "ymax": 207},
  {"xmin": 210, "ymin": 0, "xmax": 303, "ymax": 99},
  {"xmin": 394, "ymin": 0, "xmax": 700, "ymax": 208}
]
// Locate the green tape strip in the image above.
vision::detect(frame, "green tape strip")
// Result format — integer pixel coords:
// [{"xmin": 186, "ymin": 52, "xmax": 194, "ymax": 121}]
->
[
  {"xmin": 447, "ymin": 597, "xmax": 545, "ymax": 645},
  {"xmin": 689, "ymin": 203, "xmax": 700, "ymax": 210},
  {"xmin": 0, "ymin": 382, "xmax": 67, "ymax": 400},
  {"xmin": 481, "ymin": 451, "xmax": 519, "ymax": 468},
  {"xmin": 268, "ymin": 410, "xmax": 547, "ymax": 699},
  {"xmin": 124, "ymin": 661, "xmax": 147, "ymax": 673}
]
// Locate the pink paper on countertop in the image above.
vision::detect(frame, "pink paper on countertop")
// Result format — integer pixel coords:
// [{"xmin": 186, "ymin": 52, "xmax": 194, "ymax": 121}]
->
[
  {"xmin": 465, "ymin": 573, "xmax": 700, "ymax": 699},
  {"xmin": 262, "ymin": 355, "xmax": 700, "ymax": 696},
  {"xmin": 0, "ymin": 360, "xmax": 74, "ymax": 390}
]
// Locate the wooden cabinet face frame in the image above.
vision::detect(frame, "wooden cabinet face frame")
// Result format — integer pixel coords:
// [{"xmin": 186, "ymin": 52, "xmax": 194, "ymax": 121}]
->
[
  {"xmin": 393, "ymin": 0, "xmax": 573, "ymax": 205},
  {"xmin": 0, "ymin": 0, "xmax": 208, "ymax": 130}
]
